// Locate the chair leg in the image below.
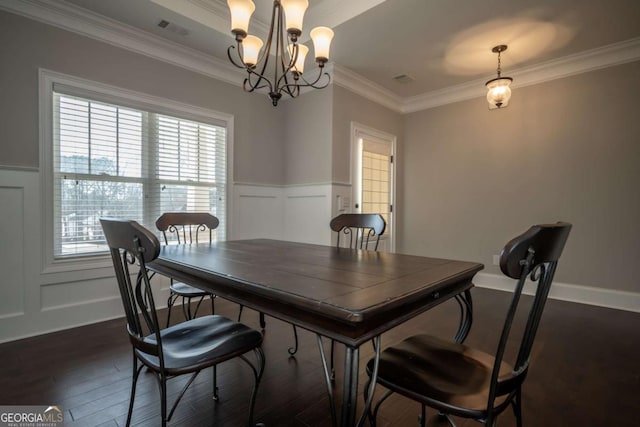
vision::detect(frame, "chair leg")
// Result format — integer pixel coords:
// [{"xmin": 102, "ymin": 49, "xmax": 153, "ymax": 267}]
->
[
  {"xmin": 126, "ymin": 356, "xmax": 143, "ymax": 427},
  {"xmin": 213, "ymin": 365, "xmax": 219, "ymax": 401},
  {"xmin": 210, "ymin": 294, "xmax": 215, "ymax": 315},
  {"xmin": 166, "ymin": 293, "xmax": 178, "ymax": 327},
  {"xmin": 288, "ymin": 325, "xmax": 299, "ymax": 355},
  {"xmin": 512, "ymin": 388, "xmax": 523, "ymax": 427},
  {"xmin": 238, "ymin": 305, "xmax": 244, "ymax": 321},
  {"xmin": 160, "ymin": 373, "xmax": 168, "ymax": 427},
  {"xmin": 165, "ymin": 372, "xmax": 201, "ymax": 422},
  {"xmin": 181, "ymin": 296, "xmax": 191, "ymax": 320},
  {"xmin": 259, "ymin": 312, "xmax": 266, "ymax": 329},
  {"xmin": 238, "ymin": 348, "xmax": 266, "ymax": 427},
  {"xmin": 329, "ymin": 339, "xmax": 336, "ymax": 381},
  {"xmin": 192, "ymin": 295, "xmax": 205, "ymax": 318},
  {"xmin": 371, "ymin": 389, "xmax": 394, "ymax": 426}
]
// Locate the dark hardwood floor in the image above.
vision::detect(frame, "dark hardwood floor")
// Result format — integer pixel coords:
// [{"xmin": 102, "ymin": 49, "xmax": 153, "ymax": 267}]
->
[{"xmin": 0, "ymin": 287, "xmax": 638, "ymax": 426}]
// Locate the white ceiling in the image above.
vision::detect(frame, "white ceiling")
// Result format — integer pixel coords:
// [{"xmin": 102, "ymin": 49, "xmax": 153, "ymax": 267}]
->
[{"xmin": 34, "ymin": 0, "xmax": 640, "ymax": 99}]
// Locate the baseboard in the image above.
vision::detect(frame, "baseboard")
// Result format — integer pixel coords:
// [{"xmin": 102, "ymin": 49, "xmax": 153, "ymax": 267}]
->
[{"xmin": 474, "ymin": 272, "xmax": 640, "ymax": 313}]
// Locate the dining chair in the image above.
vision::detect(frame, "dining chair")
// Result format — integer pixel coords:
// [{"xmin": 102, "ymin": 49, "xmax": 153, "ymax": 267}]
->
[
  {"xmin": 330, "ymin": 213, "xmax": 386, "ymax": 250},
  {"xmin": 364, "ymin": 222, "xmax": 572, "ymax": 427},
  {"xmin": 156, "ymin": 212, "xmax": 220, "ymax": 327},
  {"xmin": 100, "ymin": 218, "xmax": 265, "ymax": 427}
]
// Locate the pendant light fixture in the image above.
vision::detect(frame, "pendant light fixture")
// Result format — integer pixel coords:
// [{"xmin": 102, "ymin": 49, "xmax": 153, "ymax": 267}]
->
[
  {"xmin": 227, "ymin": 0, "xmax": 334, "ymax": 106},
  {"xmin": 486, "ymin": 45, "xmax": 513, "ymax": 109}
]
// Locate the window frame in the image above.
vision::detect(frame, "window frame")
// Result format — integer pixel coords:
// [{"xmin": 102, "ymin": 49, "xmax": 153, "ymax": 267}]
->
[{"xmin": 39, "ymin": 69, "xmax": 234, "ymax": 273}]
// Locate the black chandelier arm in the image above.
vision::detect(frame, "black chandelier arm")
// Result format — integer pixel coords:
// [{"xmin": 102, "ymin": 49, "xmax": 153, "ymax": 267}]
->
[
  {"xmin": 297, "ymin": 68, "xmax": 332, "ymax": 89},
  {"xmin": 253, "ymin": 2, "xmax": 277, "ymax": 75},
  {"xmin": 244, "ymin": 68, "xmax": 274, "ymax": 93},
  {"xmin": 276, "ymin": 40, "xmax": 298, "ymax": 97},
  {"xmin": 227, "ymin": 45, "xmax": 247, "ymax": 69}
]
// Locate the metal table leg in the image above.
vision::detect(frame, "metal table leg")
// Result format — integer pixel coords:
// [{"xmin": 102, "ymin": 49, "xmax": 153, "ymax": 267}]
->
[
  {"xmin": 317, "ymin": 335, "xmax": 382, "ymax": 427},
  {"xmin": 341, "ymin": 345, "xmax": 359, "ymax": 426}
]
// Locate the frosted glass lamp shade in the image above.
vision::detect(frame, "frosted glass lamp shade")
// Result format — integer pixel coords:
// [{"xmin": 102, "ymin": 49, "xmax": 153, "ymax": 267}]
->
[
  {"xmin": 280, "ymin": 0, "xmax": 308, "ymax": 35},
  {"xmin": 227, "ymin": 0, "xmax": 255, "ymax": 37},
  {"xmin": 288, "ymin": 44, "xmax": 309, "ymax": 74},
  {"xmin": 242, "ymin": 35, "xmax": 263, "ymax": 67},
  {"xmin": 486, "ymin": 77, "xmax": 513, "ymax": 109},
  {"xmin": 310, "ymin": 26, "xmax": 334, "ymax": 63}
]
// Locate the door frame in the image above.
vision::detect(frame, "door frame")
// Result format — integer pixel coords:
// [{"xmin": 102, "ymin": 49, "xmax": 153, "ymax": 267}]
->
[{"xmin": 350, "ymin": 121, "xmax": 397, "ymax": 252}]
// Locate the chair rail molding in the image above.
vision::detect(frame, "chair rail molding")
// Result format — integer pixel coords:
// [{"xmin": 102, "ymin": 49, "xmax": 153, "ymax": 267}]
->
[{"xmin": 2, "ymin": 1, "xmax": 638, "ymax": 114}]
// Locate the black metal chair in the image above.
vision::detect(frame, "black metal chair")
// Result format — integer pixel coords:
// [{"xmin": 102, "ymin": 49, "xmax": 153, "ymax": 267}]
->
[
  {"xmin": 156, "ymin": 212, "xmax": 220, "ymax": 327},
  {"xmin": 364, "ymin": 222, "xmax": 572, "ymax": 427},
  {"xmin": 100, "ymin": 218, "xmax": 265, "ymax": 427},
  {"xmin": 330, "ymin": 213, "xmax": 386, "ymax": 250}
]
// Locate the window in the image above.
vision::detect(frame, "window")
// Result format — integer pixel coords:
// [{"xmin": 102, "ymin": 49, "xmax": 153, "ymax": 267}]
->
[
  {"xmin": 51, "ymin": 88, "xmax": 228, "ymax": 257},
  {"xmin": 351, "ymin": 122, "xmax": 396, "ymax": 252}
]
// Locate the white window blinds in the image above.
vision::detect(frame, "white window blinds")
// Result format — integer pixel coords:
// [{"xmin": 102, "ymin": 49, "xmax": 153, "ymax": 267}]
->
[{"xmin": 53, "ymin": 92, "xmax": 227, "ymax": 257}]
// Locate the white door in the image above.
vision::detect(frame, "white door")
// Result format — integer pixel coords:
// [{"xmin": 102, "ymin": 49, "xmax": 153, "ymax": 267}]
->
[{"xmin": 352, "ymin": 123, "xmax": 396, "ymax": 252}]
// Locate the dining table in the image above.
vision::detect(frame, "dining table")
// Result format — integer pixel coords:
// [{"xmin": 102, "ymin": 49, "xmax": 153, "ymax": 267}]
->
[{"xmin": 147, "ymin": 238, "xmax": 483, "ymax": 427}]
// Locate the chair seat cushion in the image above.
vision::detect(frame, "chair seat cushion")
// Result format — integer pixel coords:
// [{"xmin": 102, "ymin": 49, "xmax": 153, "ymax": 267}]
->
[
  {"xmin": 367, "ymin": 334, "xmax": 512, "ymax": 415},
  {"xmin": 169, "ymin": 281, "xmax": 214, "ymax": 297},
  {"xmin": 138, "ymin": 315, "xmax": 262, "ymax": 375}
]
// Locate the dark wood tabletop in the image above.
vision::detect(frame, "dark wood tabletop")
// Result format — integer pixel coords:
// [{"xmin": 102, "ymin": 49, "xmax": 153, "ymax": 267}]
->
[{"xmin": 148, "ymin": 239, "xmax": 483, "ymax": 347}]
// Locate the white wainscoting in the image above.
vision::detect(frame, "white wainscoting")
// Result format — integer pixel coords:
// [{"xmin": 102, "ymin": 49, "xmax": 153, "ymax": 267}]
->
[
  {"xmin": 232, "ymin": 182, "xmax": 352, "ymax": 246},
  {"xmin": 283, "ymin": 184, "xmax": 334, "ymax": 245},
  {"xmin": 0, "ymin": 175, "xmax": 28, "ymax": 320},
  {"xmin": 232, "ymin": 184, "xmax": 284, "ymax": 240},
  {"xmin": 0, "ymin": 168, "xmax": 172, "ymax": 343}
]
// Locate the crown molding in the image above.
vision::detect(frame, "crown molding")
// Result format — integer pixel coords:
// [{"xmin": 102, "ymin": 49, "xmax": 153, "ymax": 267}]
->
[
  {"xmin": 401, "ymin": 37, "xmax": 640, "ymax": 114},
  {"xmin": 0, "ymin": 0, "xmax": 244, "ymax": 87},
  {"xmin": 332, "ymin": 64, "xmax": 403, "ymax": 112},
  {"xmin": 2, "ymin": 1, "xmax": 639, "ymax": 114}
]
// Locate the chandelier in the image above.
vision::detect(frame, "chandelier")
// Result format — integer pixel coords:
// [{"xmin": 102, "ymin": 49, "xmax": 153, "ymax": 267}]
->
[
  {"xmin": 486, "ymin": 45, "xmax": 513, "ymax": 109},
  {"xmin": 226, "ymin": 0, "xmax": 334, "ymax": 106}
]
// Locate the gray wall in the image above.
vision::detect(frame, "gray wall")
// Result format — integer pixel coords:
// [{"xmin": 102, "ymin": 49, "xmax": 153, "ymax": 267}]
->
[
  {"xmin": 331, "ymin": 86, "xmax": 404, "ymax": 184},
  {"xmin": 282, "ymin": 87, "xmax": 333, "ymax": 184},
  {"xmin": 0, "ymin": 11, "xmax": 285, "ymax": 185},
  {"xmin": 400, "ymin": 60, "xmax": 640, "ymax": 293}
]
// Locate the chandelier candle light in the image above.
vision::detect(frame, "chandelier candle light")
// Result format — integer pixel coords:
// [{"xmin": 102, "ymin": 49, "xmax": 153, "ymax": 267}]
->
[
  {"xmin": 227, "ymin": 0, "xmax": 334, "ymax": 106},
  {"xmin": 486, "ymin": 44, "xmax": 513, "ymax": 109}
]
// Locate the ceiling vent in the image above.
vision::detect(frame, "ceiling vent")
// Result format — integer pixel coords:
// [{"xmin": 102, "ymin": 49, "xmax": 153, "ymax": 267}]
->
[
  {"xmin": 157, "ymin": 19, "xmax": 189, "ymax": 36},
  {"xmin": 392, "ymin": 74, "xmax": 414, "ymax": 84}
]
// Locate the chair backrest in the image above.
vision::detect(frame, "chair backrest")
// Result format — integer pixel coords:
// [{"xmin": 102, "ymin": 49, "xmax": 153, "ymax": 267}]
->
[
  {"xmin": 100, "ymin": 218, "xmax": 165, "ymax": 362},
  {"xmin": 330, "ymin": 213, "xmax": 386, "ymax": 251},
  {"xmin": 155, "ymin": 212, "xmax": 219, "ymax": 245},
  {"xmin": 488, "ymin": 222, "xmax": 572, "ymax": 409}
]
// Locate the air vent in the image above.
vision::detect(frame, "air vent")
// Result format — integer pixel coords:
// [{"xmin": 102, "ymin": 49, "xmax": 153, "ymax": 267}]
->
[
  {"xmin": 157, "ymin": 19, "xmax": 189, "ymax": 36},
  {"xmin": 392, "ymin": 74, "xmax": 414, "ymax": 84}
]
